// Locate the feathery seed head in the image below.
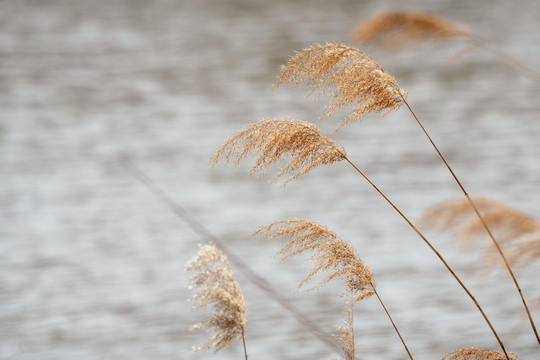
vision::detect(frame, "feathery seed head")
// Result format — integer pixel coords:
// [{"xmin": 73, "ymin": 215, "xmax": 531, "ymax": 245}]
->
[
  {"xmin": 334, "ymin": 294, "xmax": 356, "ymax": 360},
  {"xmin": 442, "ymin": 347, "xmax": 520, "ymax": 360},
  {"xmin": 185, "ymin": 243, "xmax": 247, "ymax": 353},
  {"xmin": 351, "ymin": 11, "xmax": 469, "ymax": 47},
  {"xmin": 274, "ymin": 43, "xmax": 407, "ymax": 127},
  {"xmin": 255, "ymin": 218, "xmax": 375, "ymax": 301},
  {"xmin": 211, "ymin": 118, "xmax": 346, "ymax": 184}
]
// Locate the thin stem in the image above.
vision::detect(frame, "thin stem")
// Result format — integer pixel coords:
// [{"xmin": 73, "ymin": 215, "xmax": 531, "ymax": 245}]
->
[
  {"xmin": 401, "ymin": 95, "xmax": 540, "ymax": 347},
  {"xmin": 467, "ymin": 34, "xmax": 540, "ymax": 84},
  {"xmin": 371, "ymin": 283, "xmax": 414, "ymax": 360},
  {"xmin": 342, "ymin": 156, "xmax": 510, "ymax": 360},
  {"xmin": 242, "ymin": 329, "xmax": 248, "ymax": 360}
]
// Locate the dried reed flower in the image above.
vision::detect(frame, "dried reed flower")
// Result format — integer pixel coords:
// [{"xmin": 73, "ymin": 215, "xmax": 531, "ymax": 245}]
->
[
  {"xmin": 211, "ymin": 118, "xmax": 346, "ymax": 184},
  {"xmin": 334, "ymin": 294, "xmax": 356, "ymax": 360},
  {"xmin": 254, "ymin": 218, "xmax": 375, "ymax": 302},
  {"xmin": 421, "ymin": 197, "xmax": 540, "ymax": 240},
  {"xmin": 274, "ymin": 43, "xmax": 407, "ymax": 127},
  {"xmin": 351, "ymin": 11, "xmax": 468, "ymax": 48},
  {"xmin": 442, "ymin": 347, "xmax": 520, "ymax": 360},
  {"xmin": 505, "ymin": 230, "xmax": 540, "ymax": 267},
  {"xmin": 185, "ymin": 243, "xmax": 247, "ymax": 353}
]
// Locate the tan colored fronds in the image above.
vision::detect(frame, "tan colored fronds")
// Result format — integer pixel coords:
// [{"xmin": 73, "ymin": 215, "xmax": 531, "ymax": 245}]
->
[
  {"xmin": 351, "ymin": 11, "xmax": 469, "ymax": 48},
  {"xmin": 421, "ymin": 197, "xmax": 540, "ymax": 268},
  {"xmin": 505, "ymin": 230, "xmax": 540, "ymax": 267},
  {"xmin": 421, "ymin": 197, "xmax": 540, "ymax": 240},
  {"xmin": 185, "ymin": 243, "xmax": 247, "ymax": 353},
  {"xmin": 442, "ymin": 347, "xmax": 520, "ymax": 360},
  {"xmin": 211, "ymin": 118, "xmax": 346, "ymax": 184},
  {"xmin": 334, "ymin": 294, "xmax": 356, "ymax": 360},
  {"xmin": 274, "ymin": 43, "xmax": 407, "ymax": 127},
  {"xmin": 255, "ymin": 218, "xmax": 375, "ymax": 302}
]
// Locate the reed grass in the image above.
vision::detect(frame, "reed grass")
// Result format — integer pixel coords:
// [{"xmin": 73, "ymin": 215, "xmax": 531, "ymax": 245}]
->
[
  {"xmin": 422, "ymin": 197, "xmax": 540, "ymax": 268},
  {"xmin": 185, "ymin": 243, "xmax": 248, "ymax": 358},
  {"xmin": 442, "ymin": 347, "xmax": 521, "ymax": 360},
  {"xmin": 255, "ymin": 218, "xmax": 413, "ymax": 359},
  {"xmin": 204, "ymin": 39, "xmax": 540, "ymax": 358},
  {"xmin": 350, "ymin": 11, "xmax": 540, "ymax": 84},
  {"xmin": 351, "ymin": 11, "xmax": 468, "ymax": 48}
]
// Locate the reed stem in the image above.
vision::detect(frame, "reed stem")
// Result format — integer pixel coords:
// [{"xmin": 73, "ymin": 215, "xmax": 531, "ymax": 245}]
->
[
  {"xmin": 401, "ymin": 95, "xmax": 540, "ymax": 347},
  {"xmin": 341, "ymin": 156, "xmax": 510, "ymax": 360},
  {"xmin": 242, "ymin": 330, "xmax": 248, "ymax": 360},
  {"xmin": 370, "ymin": 281, "xmax": 414, "ymax": 360}
]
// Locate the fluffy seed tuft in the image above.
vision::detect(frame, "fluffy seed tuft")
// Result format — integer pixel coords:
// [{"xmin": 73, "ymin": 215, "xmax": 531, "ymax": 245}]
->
[
  {"xmin": 255, "ymin": 218, "xmax": 375, "ymax": 301},
  {"xmin": 351, "ymin": 11, "xmax": 468, "ymax": 48},
  {"xmin": 274, "ymin": 43, "xmax": 407, "ymax": 127},
  {"xmin": 211, "ymin": 118, "xmax": 346, "ymax": 184},
  {"xmin": 185, "ymin": 243, "xmax": 247, "ymax": 353},
  {"xmin": 442, "ymin": 347, "xmax": 520, "ymax": 360}
]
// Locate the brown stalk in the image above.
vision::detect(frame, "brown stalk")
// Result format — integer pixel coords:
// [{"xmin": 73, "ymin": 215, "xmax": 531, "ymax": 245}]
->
[
  {"xmin": 300, "ymin": 131, "xmax": 510, "ymax": 359},
  {"xmin": 370, "ymin": 279, "xmax": 413, "ymax": 360},
  {"xmin": 340, "ymin": 155, "xmax": 510, "ymax": 360},
  {"xmin": 400, "ymin": 93, "xmax": 540, "ymax": 347}
]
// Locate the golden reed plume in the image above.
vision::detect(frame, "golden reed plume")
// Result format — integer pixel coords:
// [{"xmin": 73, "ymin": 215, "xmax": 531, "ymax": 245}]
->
[
  {"xmin": 334, "ymin": 295, "xmax": 356, "ymax": 360},
  {"xmin": 442, "ymin": 347, "xmax": 520, "ymax": 360},
  {"xmin": 255, "ymin": 218, "xmax": 375, "ymax": 300},
  {"xmin": 255, "ymin": 218, "xmax": 414, "ymax": 359},
  {"xmin": 421, "ymin": 197, "xmax": 540, "ymax": 267},
  {"xmin": 211, "ymin": 118, "xmax": 346, "ymax": 184},
  {"xmin": 350, "ymin": 11, "xmax": 540, "ymax": 83},
  {"xmin": 351, "ymin": 11, "xmax": 468, "ymax": 47},
  {"xmin": 274, "ymin": 43, "xmax": 407, "ymax": 127},
  {"xmin": 185, "ymin": 243, "xmax": 248, "ymax": 357}
]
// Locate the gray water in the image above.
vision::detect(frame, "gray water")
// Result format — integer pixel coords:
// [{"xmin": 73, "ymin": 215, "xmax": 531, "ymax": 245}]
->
[{"xmin": 1, "ymin": 0, "xmax": 540, "ymax": 359}]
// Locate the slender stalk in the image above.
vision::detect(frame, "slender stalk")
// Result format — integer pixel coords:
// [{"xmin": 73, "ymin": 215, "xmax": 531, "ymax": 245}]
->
[
  {"xmin": 242, "ymin": 329, "xmax": 248, "ymax": 360},
  {"xmin": 401, "ymin": 95, "xmax": 540, "ymax": 347},
  {"xmin": 370, "ymin": 282, "xmax": 414, "ymax": 360},
  {"xmin": 341, "ymin": 156, "xmax": 510, "ymax": 360},
  {"xmin": 349, "ymin": 299, "xmax": 355, "ymax": 360},
  {"xmin": 467, "ymin": 34, "xmax": 540, "ymax": 84}
]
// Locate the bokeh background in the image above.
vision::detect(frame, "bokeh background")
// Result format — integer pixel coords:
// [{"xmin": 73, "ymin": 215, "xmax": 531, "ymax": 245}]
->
[{"xmin": 1, "ymin": 0, "xmax": 539, "ymax": 359}]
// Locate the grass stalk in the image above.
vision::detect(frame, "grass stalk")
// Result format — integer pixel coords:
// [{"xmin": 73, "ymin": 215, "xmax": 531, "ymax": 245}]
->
[
  {"xmin": 370, "ymin": 280, "xmax": 414, "ymax": 360},
  {"xmin": 400, "ymin": 94, "xmax": 540, "ymax": 347},
  {"xmin": 341, "ymin": 156, "xmax": 510, "ymax": 360}
]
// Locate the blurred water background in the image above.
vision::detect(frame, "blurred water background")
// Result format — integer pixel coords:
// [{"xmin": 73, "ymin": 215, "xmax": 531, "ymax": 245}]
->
[{"xmin": 1, "ymin": 0, "xmax": 540, "ymax": 359}]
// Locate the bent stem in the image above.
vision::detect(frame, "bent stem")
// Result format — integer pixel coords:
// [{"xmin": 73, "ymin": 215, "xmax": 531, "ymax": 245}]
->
[
  {"xmin": 341, "ymin": 156, "xmax": 510, "ymax": 360},
  {"xmin": 467, "ymin": 34, "xmax": 540, "ymax": 84},
  {"xmin": 401, "ymin": 94, "xmax": 540, "ymax": 347},
  {"xmin": 370, "ymin": 281, "xmax": 414, "ymax": 360}
]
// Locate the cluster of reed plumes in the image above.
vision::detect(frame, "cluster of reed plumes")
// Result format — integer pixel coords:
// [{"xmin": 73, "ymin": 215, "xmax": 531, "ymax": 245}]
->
[{"xmin": 186, "ymin": 26, "xmax": 539, "ymax": 359}]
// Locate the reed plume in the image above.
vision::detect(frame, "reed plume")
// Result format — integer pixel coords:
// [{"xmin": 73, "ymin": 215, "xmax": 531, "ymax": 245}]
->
[
  {"xmin": 351, "ymin": 11, "xmax": 468, "ymax": 47},
  {"xmin": 421, "ymin": 197, "xmax": 540, "ymax": 267},
  {"xmin": 422, "ymin": 197, "xmax": 540, "ymax": 241},
  {"xmin": 442, "ymin": 347, "xmax": 520, "ymax": 360},
  {"xmin": 274, "ymin": 43, "xmax": 407, "ymax": 127},
  {"xmin": 350, "ymin": 11, "xmax": 540, "ymax": 83},
  {"xmin": 255, "ymin": 218, "xmax": 414, "ymax": 359},
  {"xmin": 211, "ymin": 118, "xmax": 346, "ymax": 184},
  {"xmin": 334, "ymin": 294, "xmax": 356, "ymax": 360},
  {"xmin": 185, "ymin": 243, "xmax": 248, "ymax": 357}
]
